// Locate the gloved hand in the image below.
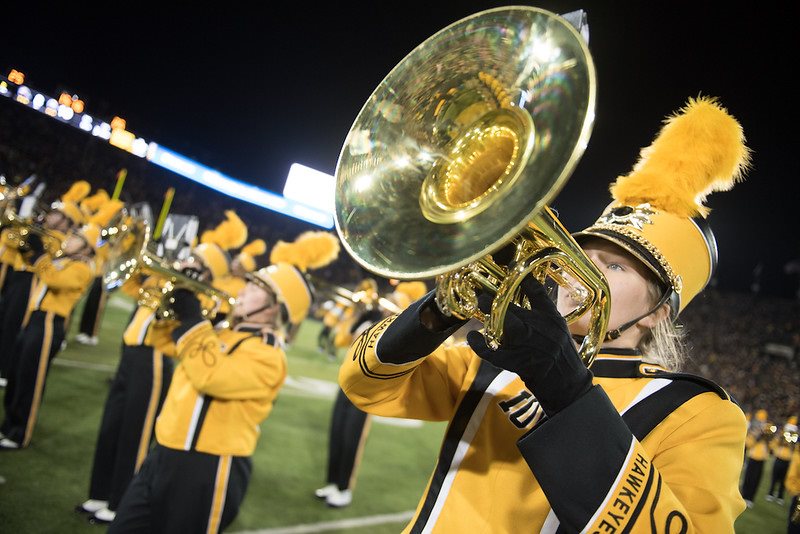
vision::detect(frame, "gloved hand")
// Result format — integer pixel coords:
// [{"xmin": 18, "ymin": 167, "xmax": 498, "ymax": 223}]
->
[
  {"xmin": 170, "ymin": 288, "xmax": 204, "ymax": 324},
  {"xmin": 466, "ymin": 276, "xmax": 593, "ymax": 417},
  {"xmin": 25, "ymin": 233, "xmax": 46, "ymax": 261}
]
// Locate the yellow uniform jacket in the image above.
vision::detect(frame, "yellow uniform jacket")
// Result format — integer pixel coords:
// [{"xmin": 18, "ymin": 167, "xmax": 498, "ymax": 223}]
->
[
  {"xmin": 27, "ymin": 254, "xmax": 94, "ymax": 319},
  {"xmin": 154, "ymin": 321, "xmax": 287, "ymax": 457},
  {"xmin": 340, "ymin": 315, "xmax": 747, "ymax": 533},
  {"xmin": 770, "ymin": 436, "xmax": 795, "ymax": 461},
  {"xmin": 120, "ymin": 275, "xmax": 176, "ymax": 354}
]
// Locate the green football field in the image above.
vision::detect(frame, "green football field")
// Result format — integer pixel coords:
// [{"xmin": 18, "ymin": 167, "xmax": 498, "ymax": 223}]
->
[{"xmin": 0, "ymin": 292, "xmax": 791, "ymax": 533}]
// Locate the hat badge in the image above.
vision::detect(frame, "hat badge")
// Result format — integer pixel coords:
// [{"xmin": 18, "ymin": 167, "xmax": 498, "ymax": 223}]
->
[{"xmin": 598, "ymin": 203, "xmax": 655, "ymax": 231}]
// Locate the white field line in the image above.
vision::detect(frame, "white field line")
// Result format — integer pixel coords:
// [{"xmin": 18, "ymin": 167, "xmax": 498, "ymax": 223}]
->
[{"xmin": 230, "ymin": 510, "xmax": 415, "ymax": 534}]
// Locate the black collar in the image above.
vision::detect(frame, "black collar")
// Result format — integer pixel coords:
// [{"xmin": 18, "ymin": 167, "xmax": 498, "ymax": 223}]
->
[{"xmin": 589, "ymin": 348, "xmax": 664, "ymax": 378}]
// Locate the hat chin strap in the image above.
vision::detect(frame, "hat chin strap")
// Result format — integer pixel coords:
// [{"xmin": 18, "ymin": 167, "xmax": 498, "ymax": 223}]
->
[{"xmin": 604, "ymin": 289, "xmax": 673, "ymax": 341}]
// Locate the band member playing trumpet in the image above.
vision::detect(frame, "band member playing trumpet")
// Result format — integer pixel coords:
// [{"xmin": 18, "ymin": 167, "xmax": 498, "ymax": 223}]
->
[
  {"xmin": 0, "ymin": 198, "xmax": 121, "ymax": 450},
  {"xmin": 316, "ymin": 280, "xmax": 428, "ymax": 508},
  {"xmin": 109, "ymin": 231, "xmax": 339, "ymax": 533},
  {"xmin": 77, "ymin": 222, "xmax": 234, "ymax": 525},
  {"xmin": 338, "ymin": 97, "xmax": 751, "ymax": 531},
  {"xmin": 0, "ymin": 180, "xmax": 90, "ymax": 385}
]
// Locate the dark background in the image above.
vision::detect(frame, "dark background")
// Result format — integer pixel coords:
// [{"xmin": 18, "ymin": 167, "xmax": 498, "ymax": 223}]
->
[{"xmin": 1, "ymin": 1, "xmax": 797, "ymax": 297}]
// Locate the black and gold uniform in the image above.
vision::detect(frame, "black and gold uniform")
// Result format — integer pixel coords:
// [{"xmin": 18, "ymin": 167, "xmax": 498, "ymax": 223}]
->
[
  {"xmin": 80, "ymin": 275, "xmax": 177, "ymax": 518},
  {"xmin": 0, "ymin": 232, "xmax": 95, "ymax": 447},
  {"xmin": 317, "ymin": 281, "xmax": 427, "ymax": 507},
  {"xmin": 109, "ymin": 319, "xmax": 287, "ymax": 533},
  {"xmin": 76, "ymin": 189, "xmax": 113, "ymax": 344},
  {"xmin": 80, "ymin": 238, "xmax": 232, "ymax": 523},
  {"xmin": 741, "ymin": 410, "xmax": 771, "ymax": 506},
  {"xmin": 338, "ymin": 96, "xmax": 751, "ymax": 532},
  {"xmin": 767, "ymin": 417, "xmax": 798, "ymax": 503}
]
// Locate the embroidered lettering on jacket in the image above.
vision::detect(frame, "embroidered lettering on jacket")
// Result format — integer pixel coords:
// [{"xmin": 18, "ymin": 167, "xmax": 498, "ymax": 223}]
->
[{"xmin": 497, "ymin": 389, "xmax": 542, "ymax": 429}]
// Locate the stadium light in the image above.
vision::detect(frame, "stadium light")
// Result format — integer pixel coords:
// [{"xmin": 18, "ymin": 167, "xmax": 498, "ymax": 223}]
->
[
  {"xmin": 0, "ymin": 72, "xmax": 334, "ymax": 228},
  {"xmin": 282, "ymin": 163, "xmax": 335, "ymax": 215}
]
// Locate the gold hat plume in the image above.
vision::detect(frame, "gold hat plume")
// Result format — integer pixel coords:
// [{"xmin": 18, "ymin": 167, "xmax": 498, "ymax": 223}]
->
[
  {"xmin": 238, "ymin": 238, "xmax": 267, "ymax": 272},
  {"xmin": 609, "ymin": 96, "xmax": 751, "ymax": 218},
  {"xmin": 80, "ymin": 189, "xmax": 110, "ymax": 216},
  {"xmin": 201, "ymin": 210, "xmax": 248, "ymax": 251},
  {"xmin": 241, "ymin": 238, "xmax": 267, "ymax": 258},
  {"xmin": 88, "ymin": 199, "xmax": 125, "ymax": 228},
  {"xmin": 269, "ymin": 231, "xmax": 340, "ymax": 272},
  {"xmin": 61, "ymin": 180, "xmax": 92, "ymax": 203}
]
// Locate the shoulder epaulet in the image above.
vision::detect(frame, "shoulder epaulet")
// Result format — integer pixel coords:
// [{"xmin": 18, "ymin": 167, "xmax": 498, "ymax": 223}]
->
[{"xmin": 640, "ymin": 367, "xmax": 733, "ymax": 402}]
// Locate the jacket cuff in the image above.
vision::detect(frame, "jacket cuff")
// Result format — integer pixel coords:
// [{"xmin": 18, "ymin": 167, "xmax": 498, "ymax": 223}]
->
[
  {"xmin": 517, "ymin": 386, "xmax": 634, "ymax": 531},
  {"xmin": 376, "ymin": 290, "xmax": 466, "ymax": 364}
]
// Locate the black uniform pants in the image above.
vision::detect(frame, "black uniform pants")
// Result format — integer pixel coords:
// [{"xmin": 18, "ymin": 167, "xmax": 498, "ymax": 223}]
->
[
  {"xmin": 88, "ymin": 344, "xmax": 174, "ymax": 510},
  {"xmin": 109, "ymin": 445, "xmax": 252, "ymax": 534},
  {"xmin": 788, "ymin": 495, "xmax": 800, "ymax": 534},
  {"xmin": 0, "ymin": 310, "xmax": 65, "ymax": 446},
  {"xmin": 325, "ymin": 387, "xmax": 371, "ymax": 491},
  {"xmin": 0, "ymin": 270, "xmax": 34, "ymax": 380},
  {"xmin": 78, "ymin": 276, "xmax": 106, "ymax": 338},
  {"xmin": 740, "ymin": 458, "xmax": 764, "ymax": 501},
  {"xmin": 768, "ymin": 457, "xmax": 790, "ymax": 499}
]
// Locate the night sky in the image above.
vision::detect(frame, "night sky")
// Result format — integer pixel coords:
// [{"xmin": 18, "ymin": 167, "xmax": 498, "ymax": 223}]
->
[{"xmin": 1, "ymin": 1, "xmax": 797, "ymax": 297}]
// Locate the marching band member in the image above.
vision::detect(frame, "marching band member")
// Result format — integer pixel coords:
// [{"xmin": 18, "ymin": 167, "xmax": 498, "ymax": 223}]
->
[
  {"xmin": 75, "ymin": 188, "xmax": 112, "ymax": 346},
  {"xmin": 0, "ymin": 180, "xmax": 90, "ymax": 385},
  {"xmin": 767, "ymin": 416, "xmax": 799, "ymax": 505},
  {"xmin": 199, "ymin": 210, "xmax": 248, "ymax": 324},
  {"xmin": 109, "ymin": 230, "xmax": 339, "ymax": 533},
  {"xmin": 77, "ymin": 216, "xmax": 235, "ymax": 525},
  {"xmin": 316, "ymin": 280, "xmax": 427, "ymax": 508},
  {"xmin": 338, "ymin": 96, "xmax": 751, "ymax": 531},
  {"xmin": 0, "ymin": 197, "xmax": 120, "ymax": 449},
  {"xmin": 742, "ymin": 408, "xmax": 771, "ymax": 507}
]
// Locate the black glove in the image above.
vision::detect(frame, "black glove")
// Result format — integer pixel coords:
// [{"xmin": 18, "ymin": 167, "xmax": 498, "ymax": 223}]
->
[
  {"xmin": 170, "ymin": 288, "xmax": 204, "ymax": 324},
  {"xmin": 25, "ymin": 233, "xmax": 46, "ymax": 260},
  {"xmin": 466, "ymin": 276, "xmax": 593, "ymax": 417},
  {"xmin": 375, "ymin": 289, "xmax": 468, "ymax": 364}
]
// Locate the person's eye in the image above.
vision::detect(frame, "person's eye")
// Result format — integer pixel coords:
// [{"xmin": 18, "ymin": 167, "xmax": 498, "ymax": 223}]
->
[{"xmin": 607, "ymin": 263, "xmax": 624, "ymax": 272}]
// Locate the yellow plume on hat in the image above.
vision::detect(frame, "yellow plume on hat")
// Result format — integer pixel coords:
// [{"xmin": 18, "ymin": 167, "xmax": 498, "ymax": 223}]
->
[
  {"xmin": 269, "ymin": 231, "xmax": 340, "ymax": 272},
  {"xmin": 80, "ymin": 189, "xmax": 110, "ymax": 216},
  {"xmin": 89, "ymin": 199, "xmax": 125, "ymax": 228},
  {"xmin": 61, "ymin": 180, "xmax": 92, "ymax": 203},
  {"xmin": 237, "ymin": 238, "xmax": 267, "ymax": 272},
  {"xmin": 609, "ymin": 96, "xmax": 752, "ymax": 218},
  {"xmin": 201, "ymin": 210, "xmax": 248, "ymax": 251},
  {"xmin": 241, "ymin": 238, "xmax": 267, "ymax": 258}
]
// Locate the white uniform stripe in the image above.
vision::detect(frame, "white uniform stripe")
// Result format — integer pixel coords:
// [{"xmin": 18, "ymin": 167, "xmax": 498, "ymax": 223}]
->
[
  {"xmin": 620, "ymin": 378, "xmax": 672, "ymax": 415},
  {"xmin": 136, "ymin": 312, "xmax": 156, "ymax": 345},
  {"xmin": 184, "ymin": 394, "xmax": 205, "ymax": 450},
  {"xmin": 422, "ymin": 370, "xmax": 518, "ymax": 533}
]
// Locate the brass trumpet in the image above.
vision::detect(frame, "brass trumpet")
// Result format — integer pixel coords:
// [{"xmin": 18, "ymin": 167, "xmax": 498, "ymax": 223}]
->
[
  {"xmin": 333, "ymin": 7, "xmax": 609, "ymax": 363},
  {"xmin": 0, "ymin": 209, "xmax": 65, "ymax": 258},
  {"xmin": 102, "ymin": 214, "xmax": 235, "ymax": 322}
]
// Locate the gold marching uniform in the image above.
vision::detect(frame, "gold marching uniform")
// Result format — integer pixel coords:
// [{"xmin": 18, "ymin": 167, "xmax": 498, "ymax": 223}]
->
[
  {"xmin": 154, "ymin": 321, "xmax": 286, "ymax": 456},
  {"xmin": 336, "ymin": 86, "xmax": 750, "ymax": 533},
  {"xmin": 0, "ymin": 249, "xmax": 94, "ymax": 447},
  {"xmin": 340, "ymin": 322, "xmax": 745, "ymax": 533}
]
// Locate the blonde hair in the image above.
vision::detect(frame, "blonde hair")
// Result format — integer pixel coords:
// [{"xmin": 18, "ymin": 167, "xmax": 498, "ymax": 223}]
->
[{"xmin": 638, "ymin": 280, "xmax": 688, "ymax": 371}]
